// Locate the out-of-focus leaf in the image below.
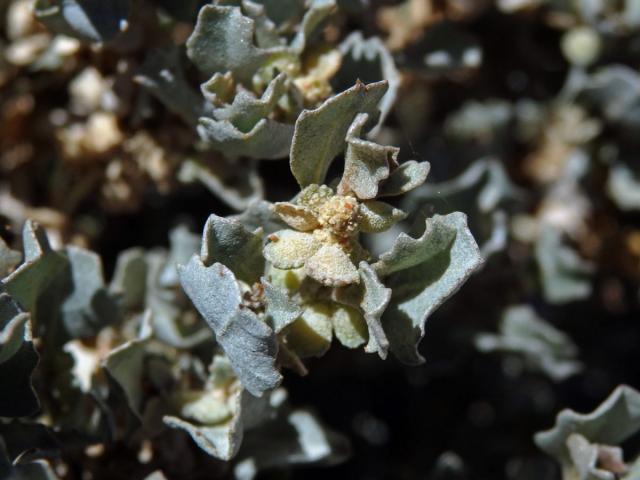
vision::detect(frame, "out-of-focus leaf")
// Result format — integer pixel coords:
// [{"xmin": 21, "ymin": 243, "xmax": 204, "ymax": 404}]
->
[
  {"xmin": 186, "ymin": 5, "xmax": 293, "ymax": 83},
  {"xmin": 136, "ymin": 49, "xmax": 207, "ymax": 127},
  {"xmin": 0, "ymin": 312, "xmax": 39, "ymax": 417},
  {"xmin": 178, "ymin": 159, "xmax": 264, "ymax": 211},
  {"xmin": 200, "ymin": 214, "xmax": 264, "ymax": 285},
  {"xmin": 159, "ymin": 225, "xmax": 201, "ymax": 288},
  {"xmin": 235, "ymin": 409, "xmax": 350, "ymax": 479},
  {"xmin": 290, "ymin": 81, "xmax": 388, "ymax": 187},
  {"xmin": 102, "ymin": 314, "xmax": 153, "ymax": 416},
  {"xmin": 179, "ymin": 257, "xmax": 281, "ymax": 396},
  {"xmin": 404, "ymin": 159, "xmax": 519, "ymax": 258},
  {"xmin": 475, "ymin": 305, "xmax": 582, "ymax": 381},
  {"xmin": 2, "ymin": 221, "xmax": 66, "ymax": 312},
  {"xmin": 262, "ymin": 278, "xmax": 301, "ymax": 333},
  {"xmin": 290, "ymin": 0, "xmax": 335, "ymax": 52},
  {"xmin": 59, "ymin": 246, "xmax": 120, "ymax": 338},
  {"xmin": 536, "ymin": 226, "xmax": 594, "ymax": 304},
  {"xmin": 413, "ymin": 22, "xmax": 482, "ymax": 73},
  {"xmin": 583, "ymin": 66, "xmax": 640, "ymax": 132},
  {"xmin": 0, "ymin": 437, "xmax": 59, "ymax": 480},
  {"xmin": 0, "ymin": 238, "xmax": 20, "ymax": 278},
  {"xmin": 607, "ymin": 163, "xmax": 640, "ymax": 211},
  {"xmin": 535, "ymin": 385, "xmax": 640, "ymax": 478},
  {"xmin": 334, "ymin": 32, "xmax": 400, "ymax": 134},
  {"xmin": 231, "ymin": 200, "xmax": 288, "ymax": 234},
  {"xmin": 338, "ymin": 113, "xmax": 397, "ymax": 199},
  {"xmin": 34, "ymin": 0, "xmax": 131, "ymax": 43},
  {"xmin": 109, "ymin": 248, "xmax": 147, "ymax": 311},
  {"xmin": 381, "ymin": 213, "xmax": 483, "ymax": 364}
]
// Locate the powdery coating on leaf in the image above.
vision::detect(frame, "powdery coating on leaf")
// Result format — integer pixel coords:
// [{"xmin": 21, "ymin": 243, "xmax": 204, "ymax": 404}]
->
[
  {"xmin": 377, "ymin": 160, "xmax": 431, "ymax": 197},
  {"xmin": 305, "ymin": 244, "xmax": 360, "ymax": 287},
  {"xmin": 262, "ymin": 277, "xmax": 302, "ymax": 333},
  {"xmin": 186, "ymin": 5, "xmax": 292, "ymax": 83},
  {"xmin": 372, "ymin": 214, "xmax": 458, "ymax": 277},
  {"xmin": 382, "ymin": 213, "xmax": 484, "ymax": 365},
  {"xmin": 358, "ymin": 262, "xmax": 390, "ymax": 358},
  {"xmin": 534, "ymin": 385, "xmax": 640, "ymax": 464},
  {"xmin": 264, "ymin": 230, "xmax": 321, "ymax": 269},
  {"xmin": 197, "ymin": 116, "xmax": 294, "ymax": 160},
  {"xmin": 338, "ymin": 113, "xmax": 396, "ymax": 199},
  {"xmin": 273, "ymin": 203, "xmax": 320, "ymax": 231},
  {"xmin": 178, "ymin": 257, "xmax": 281, "ymax": 397},
  {"xmin": 290, "ymin": 80, "xmax": 389, "ymax": 187},
  {"xmin": 358, "ymin": 200, "xmax": 407, "ymax": 233},
  {"xmin": 201, "ymin": 214, "xmax": 264, "ymax": 285}
]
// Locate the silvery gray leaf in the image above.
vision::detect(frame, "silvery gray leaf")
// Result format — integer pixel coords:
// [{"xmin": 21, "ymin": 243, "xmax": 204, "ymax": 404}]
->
[
  {"xmin": 334, "ymin": 32, "xmax": 400, "ymax": 135},
  {"xmin": 377, "ymin": 160, "xmax": 431, "ymax": 198},
  {"xmin": 212, "ymin": 73, "xmax": 288, "ymax": 132},
  {"xmin": 2, "ymin": 221, "xmax": 66, "ymax": 312},
  {"xmin": 358, "ymin": 262, "xmax": 390, "ymax": 358},
  {"xmin": 403, "ymin": 159, "xmax": 520, "ymax": 259},
  {"xmin": 186, "ymin": 5, "xmax": 293, "ymax": 83},
  {"xmin": 536, "ymin": 227, "xmax": 594, "ymax": 304},
  {"xmin": 200, "ymin": 214, "xmax": 265, "ymax": 285},
  {"xmin": 34, "ymin": 0, "xmax": 131, "ymax": 43},
  {"xmin": 179, "ymin": 257, "xmax": 281, "ymax": 396},
  {"xmin": 197, "ymin": 116, "xmax": 294, "ymax": 160},
  {"xmin": 338, "ymin": 113, "xmax": 397, "ymax": 200},
  {"xmin": 262, "ymin": 278, "xmax": 302, "ymax": 333},
  {"xmin": 381, "ymin": 213, "xmax": 483, "ymax": 364},
  {"xmin": 475, "ymin": 305, "xmax": 582, "ymax": 382},
  {"xmin": 290, "ymin": 80, "xmax": 388, "ymax": 187},
  {"xmin": 59, "ymin": 246, "xmax": 121, "ymax": 338},
  {"xmin": 109, "ymin": 248, "xmax": 147, "ymax": 311}
]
